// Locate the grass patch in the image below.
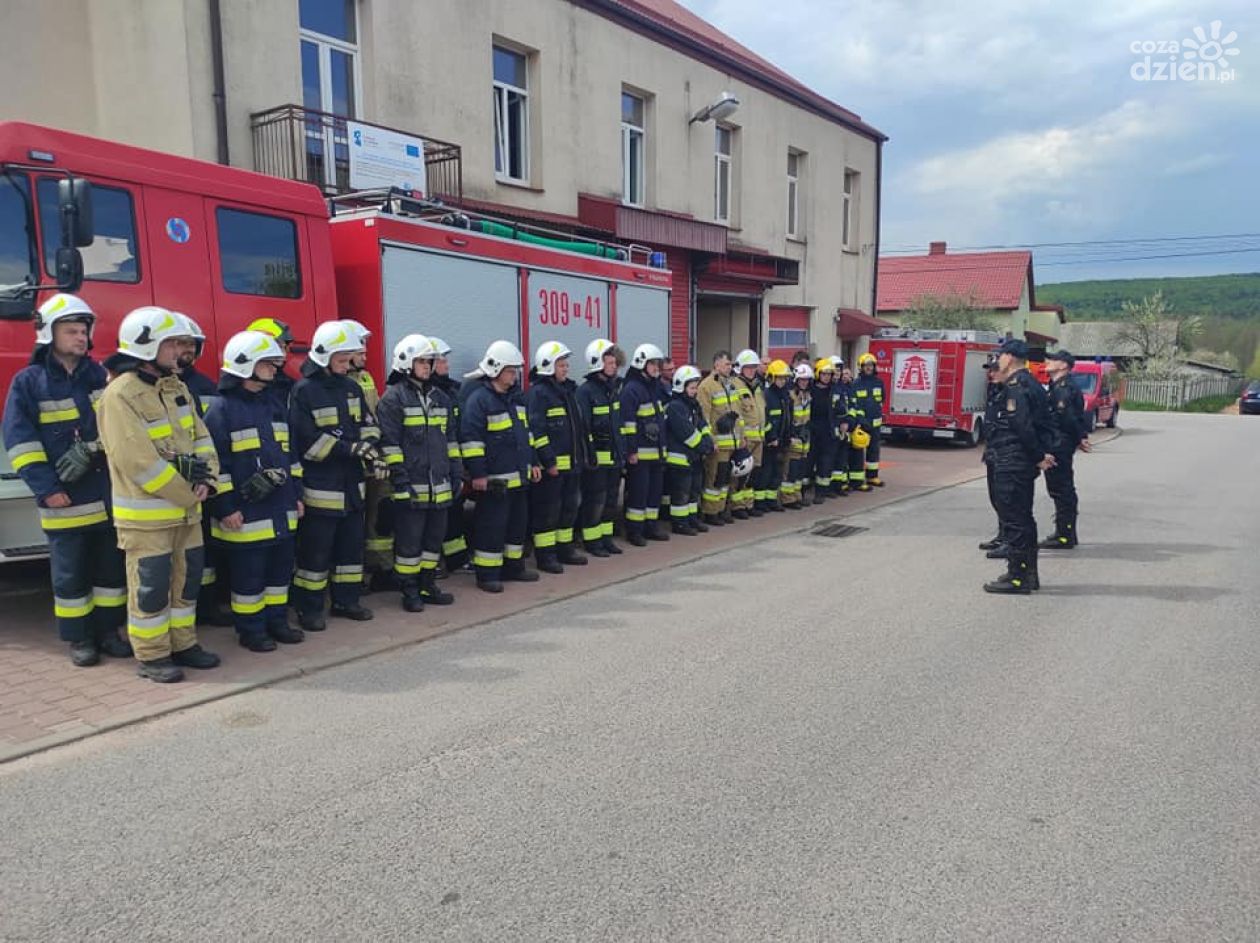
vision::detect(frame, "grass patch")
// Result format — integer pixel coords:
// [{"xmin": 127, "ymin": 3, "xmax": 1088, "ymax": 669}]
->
[{"xmin": 1124, "ymin": 394, "xmax": 1238, "ymax": 413}]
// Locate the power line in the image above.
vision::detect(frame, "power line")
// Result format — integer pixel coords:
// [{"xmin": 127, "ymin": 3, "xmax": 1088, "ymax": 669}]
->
[
  {"xmin": 881, "ymin": 231, "xmax": 1260, "ymax": 253},
  {"xmin": 877, "ymin": 245, "xmax": 1260, "ymax": 275}
]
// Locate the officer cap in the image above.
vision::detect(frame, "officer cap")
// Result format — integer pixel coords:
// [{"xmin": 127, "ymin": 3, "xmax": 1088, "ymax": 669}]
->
[
  {"xmin": 994, "ymin": 338, "xmax": 1028, "ymax": 359},
  {"xmin": 1046, "ymin": 349, "xmax": 1075, "ymax": 368}
]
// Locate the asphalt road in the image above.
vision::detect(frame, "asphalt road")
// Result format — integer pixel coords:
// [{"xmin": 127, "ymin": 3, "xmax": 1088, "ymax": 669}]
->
[{"xmin": 3, "ymin": 412, "xmax": 1258, "ymax": 942}]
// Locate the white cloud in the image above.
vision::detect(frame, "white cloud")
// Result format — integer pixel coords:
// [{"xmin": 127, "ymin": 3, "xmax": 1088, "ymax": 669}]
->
[{"xmin": 1162, "ymin": 153, "xmax": 1230, "ymax": 175}]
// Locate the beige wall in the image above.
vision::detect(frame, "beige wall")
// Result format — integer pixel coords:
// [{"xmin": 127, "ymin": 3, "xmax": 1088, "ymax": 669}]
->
[{"xmin": 1, "ymin": 0, "xmax": 880, "ymax": 356}]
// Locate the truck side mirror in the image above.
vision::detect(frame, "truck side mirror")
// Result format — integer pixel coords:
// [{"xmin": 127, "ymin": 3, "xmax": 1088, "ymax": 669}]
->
[
  {"xmin": 58, "ymin": 177, "xmax": 94, "ymax": 248},
  {"xmin": 55, "ymin": 246, "xmax": 84, "ymax": 292}
]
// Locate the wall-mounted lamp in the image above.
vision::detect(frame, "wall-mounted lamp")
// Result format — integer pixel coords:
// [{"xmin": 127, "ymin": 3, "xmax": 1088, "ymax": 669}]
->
[{"xmin": 689, "ymin": 92, "xmax": 741, "ymax": 124}]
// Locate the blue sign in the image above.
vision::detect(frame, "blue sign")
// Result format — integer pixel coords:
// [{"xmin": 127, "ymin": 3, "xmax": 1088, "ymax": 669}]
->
[{"xmin": 166, "ymin": 217, "xmax": 191, "ymax": 244}]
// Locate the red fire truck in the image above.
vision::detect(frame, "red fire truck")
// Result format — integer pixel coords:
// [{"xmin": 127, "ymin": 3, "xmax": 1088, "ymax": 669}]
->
[
  {"xmin": 0, "ymin": 122, "xmax": 672, "ymax": 560},
  {"xmin": 868, "ymin": 329, "xmax": 1003, "ymax": 447}
]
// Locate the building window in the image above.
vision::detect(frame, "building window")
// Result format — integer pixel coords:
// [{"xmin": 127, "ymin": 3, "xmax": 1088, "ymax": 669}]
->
[
  {"xmin": 621, "ymin": 92, "xmax": 646, "ymax": 206},
  {"xmin": 216, "ymin": 208, "xmax": 301, "ymax": 298},
  {"xmin": 37, "ymin": 179, "xmax": 139, "ymax": 283},
  {"xmin": 300, "ymin": 0, "xmax": 359, "ymax": 191},
  {"xmin": 769, "ymin": 328, "xmax": 809, "ymax": 348},
  {"xmin": 842, "ymin": 169, "xmax": 858, "ymax": 250},
  {"xmin": 714, "ymin": 125, "xmax": 733, "ymax": 223},
  {"xmin": 493, "ymin": 46, "xmax": 530, "ymax": 182},
  {"xmin": 786, "ymin": 151, "xmax": 801, "ymax": 238}
]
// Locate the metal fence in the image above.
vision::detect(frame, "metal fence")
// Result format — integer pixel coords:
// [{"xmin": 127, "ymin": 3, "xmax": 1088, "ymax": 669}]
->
[
  {"xmin": 249, "ymin": 104, "xmax": 462, "ymax": 202},
  {"xmin": 1124, "ymin": 375, "xmax": 1244, "ymax": 409}
]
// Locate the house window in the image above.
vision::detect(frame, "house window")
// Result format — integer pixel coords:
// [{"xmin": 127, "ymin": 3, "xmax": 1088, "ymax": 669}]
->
[
  {"xmin": 768, "ymin": 305, "xmax": 811, "ymax": 360},
  {"xmin": 37, "ymin": 179, "xmax": 139, "ymax": 283},
  {"xmin": 786, "ymin": 151, "xmax": 801, "ymax": 238},
  {"xmin": 621, "ymin": 92, "xmax": 646, "ymax": 206},
  {"xmin": 714, "ymin": 125, "xmax": 733, "ymax": 223},
  {"xmin": 493, "ymin": 46, "xmax": 530, "ymax": 182},
  {"xmin": 299, "ymin": 0, "xmax": 359, "ymax": 191},
  {"xmin": 216, "ymin": 208, "xmax": 301, "ymax": 298},
  {"xmin": 769, "ymin": 328, "xmax": 809, "ymax": 348},
  {"xmin": 842, "ymin": 169, "xmax": 858, "ymax": 250}
]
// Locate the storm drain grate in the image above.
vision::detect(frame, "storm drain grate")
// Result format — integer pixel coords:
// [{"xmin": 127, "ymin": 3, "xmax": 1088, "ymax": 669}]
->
[{"xmin": 810, "ymin": 523, "xmax": 868, "ymax": 539}]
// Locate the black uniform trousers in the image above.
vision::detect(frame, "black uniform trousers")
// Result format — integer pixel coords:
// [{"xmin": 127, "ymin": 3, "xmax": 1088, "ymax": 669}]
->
[
  {"xmin": 1044, "ymin": 450, "xmax": 1078, "ymax": 538},
  {"xmin": 472, "ymin": 485, "xmax": 529, "ymax": 583},
  {"xmin": 196, "ymin": 513, "xmax": 228, "ymax": 620},
  {"xmin": 394, "ymin": 504, "xmax": 448, "ymax": 591},
  {"xmin": 579, "ymin": 467, "xmax": 619, "ymax": 548},
  {"xmin": 624, "ymin": 460, "xmax": 664, "ymax": 537},
  {"xmin": 666, "ymin": 462, "xmax": 703, "ymax": 523},
  {"xmin": 993, "ymin": 465, "xmax": 1038, "ymax": 566},
  {"xmin": 808, "ymin": 438, "xmax": 836, "ymax": 492},
  {"xmin": 227, "ymin": 538, "xmax": 295, "ymax": 641},
  {"xmin": 757, "ymin": 445, "xmax": 784, "ymax": 504},
  {"xmin": 863, "ymin": 431, "xmax": 882, "ymax": 480},
  {"xmin": 531, "ymin": 471, "xmax": 582, "ymax": 556},
  {"xmin": 984, "ymin": 460, "xmax": 1008, "ymax": 543},
  {"xmin": 293, "ymin": 511, "xmax": 365, "ymax": 614},
  {"xmin": 49, "ymin": 524, "xmax": 127, "ymax": 643},
  {"xmin": 848, "ymin": 439, "xmax": 869, "ymax": 483},
  {"xmin": 442, "ymin": 498, "xmax": 470, "ymax": 569}
]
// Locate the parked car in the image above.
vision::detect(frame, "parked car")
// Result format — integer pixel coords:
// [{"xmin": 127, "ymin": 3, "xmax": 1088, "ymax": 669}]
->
[
  {"xmin": 1071, "ymin": 362, "xmax": 1122, "ymax": 431},
  {"xmin": 1240, "ymin": 380, "xmax": 1260, "ymax": 415}
]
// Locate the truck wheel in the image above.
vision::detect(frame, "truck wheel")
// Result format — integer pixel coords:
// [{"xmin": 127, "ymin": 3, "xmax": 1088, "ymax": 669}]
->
[
  {"xmin": 960, "ymin": 418, "xmax": 983, "ymax": 448},
  {"xmin": 1106, "ymin": 405, "xmax": 1118, "ymax": 429}
]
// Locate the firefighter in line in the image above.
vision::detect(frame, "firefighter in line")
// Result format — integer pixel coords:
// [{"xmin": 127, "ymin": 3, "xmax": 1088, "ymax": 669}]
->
[
  {"xmin": 175, "ymin": 314, "xmax": 218, "ymax": 416},
  {"xmin": 757, "ymin": 359, "xmax": 792, "ymax": 513},
  {"xmin": 97, "ymin": 306, "xmax": 221, "ymax": 683},
  {"xmin": 526, "ymin": 340, "xmax": 589, "ymax": 573},
  {"xmin": 697, "ymin": 350, "xmax": 739, "ymax": 526},
  {"xmin": 780, "ymin": 362, "xmax": 813, "ymax": 509},
  {"xmin": 827, "ymin": 356, "xmax": 855, "ymax": 497},
  {"xmin": 575, "ymin": 339, "xmax": 625, "ymax": 558},
  {"xmin": 376, "ymin": 334, "xmax": 461, "ymax": 611},
  {"xmin": 290, "ymin": 321, "xmax": 383, "ymax": 629},
  {"xmin": 808, "ymin": 359, "xmax": 839, "ymax": 505},
  {"xmin": 460, "ymin": 340, "xmax": 540, "ymax": 593},
  {"xmin": 1040, "ymin": 349, "xmax": 1091, "ymax": 550},
  {"xmin": 977, "ymin": 356, "xmax": 1009, "ymax": 557},
  {"xmin": 983, "ymin": 338, "xmax": 1055, "ymax": 595},
  {"xmin": 664, "ymin": 364, "xmax": 713, "ymax": 535},
  {"xmin": 426, "ymin": 336, "xmax": 471, "ymax": 573},
  {"xmin": 729, "ymin": 349, "xmax": 766, "ymax": 518},
  {"xmin": 341, "ymin": 318, "xmax": 392, "ymax": 592},
  {"xmin": 247, "ymin": 317, "xmax": 299, "ymax": 406},
  {"xmin": 203, "ymin": 330, "xmax": 305, "ymax": 651},
  {"xmin": 2, "ymin": 294, "xmax": 129, "ymax": 667},
  {"xmin": 851, "ymin": 352, "xmax": 887, "ymax": 489},
  {"xmin": 620, "ymin": 342, "xmax": 670, "ymax": 545}
]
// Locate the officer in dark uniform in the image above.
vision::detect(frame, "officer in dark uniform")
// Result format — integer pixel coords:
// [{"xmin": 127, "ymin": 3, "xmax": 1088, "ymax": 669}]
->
[
  {"xmin": 427, "ymin": 337, "xmax": 472, "ymax": 572},
  {"xmin": 1040, "ymin": 349, "xmax": 1091, "ymax": 549},
  {"xmin": 526, "ymin": 340, "xmax": 588, "ymax": 573},
  {"xmin": 983, "ymin": 339, "xmax": 1055, "ymax": 595},
  {"xmin": 978, "ymin": 357, "xmax": 1009, "ymax": 556},
  {"xmin": 575, "ymin": 339, "xmax": 625, "ymax": 558}
]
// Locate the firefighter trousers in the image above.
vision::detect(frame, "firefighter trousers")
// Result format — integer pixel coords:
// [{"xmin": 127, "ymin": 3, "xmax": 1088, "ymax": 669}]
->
[
  {"xmin": 293, "ymin": 511, "xmax": 365, "ymax": 614},
  {"xmin": 994, "ymin": 465, "xmax": 1039, "ymax": 568},
  {"xmin": 830, "ymin": 441, "xmax": 850, "ymax": 491},
  {"xmin": 809, "ymin": 438, "xmax": 837, "ymax": 493},
  {"xmin": 196, "ymin": 513, "xmax": 228, "ymax": 621},
  {"xmin": 756, "ymin": 445, "xmax": 784, "ymax": 506},
  {"xmin": 1044, "ymin": 450, "xmax": 1078, "ymax": 538},
  {"xmin": 226, "ymin": 538, "xmax": 295, "ymax": 642},
  {"xmin": 443, "ymin": 498, "xmax": 470, "ymax": 569},
  {"xmin": 531, "ymin": 470, "xmax": 582, "ymax": 559},
  {"xmin": 472, "ymin": 485, "xmax": 528, "ymax": 583},
  {"xmin": 848, "ymin": 441, "xmax": 868, "ymax": 484},
  {"xmin": 48, "ymin": 524, "xmax": 126, "ymax": 643},
  {"xmin": 117, "ymin": 521, "xmax": 204, "ymax": 663},
  {"xmin": 783, "ymin": 442, "xmax": 808, "ymax": 505},
  {"xmin": 579, "ymin": 467, "xmax": 620, "ymax": 548},
  {"xmin": 864, "ymin": 431, "xmax": 882, "ymax": 480},
  {"xmin": 625, "ymin": 459, "xmax": 664, "ymax": 538},
  {"xmin": 701, "ymin": 448, "xmax": 733, "ymax": 515},
  {"xmin": 394, "ymin": 503, "xmax": 448, "ymax": 593},
  {"xmin": 364, "ymin": 478, "xmax": 394, "ymax": 578},
  {"xmin": 731, "ymin": 441, "xmax": 762, "ymax": 510},
  {"xmin": 666, "ymin": 462, "xmax": 703, "ymax": 524}
]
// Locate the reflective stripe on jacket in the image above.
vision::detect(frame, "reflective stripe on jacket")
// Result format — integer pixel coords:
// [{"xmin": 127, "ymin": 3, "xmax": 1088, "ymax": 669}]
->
[
  {"xmin": 290, "ymin": 361, "xmax": 370, "ymax": 517},
  {"xmin": 377, "ymin": 376, "xmax": 463, "ymax": 505}
]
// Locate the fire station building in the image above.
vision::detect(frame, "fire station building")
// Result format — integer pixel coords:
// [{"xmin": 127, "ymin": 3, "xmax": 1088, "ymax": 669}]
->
[{"xmin": 4, "ymin": 0, "xmax": 885, "ymax": 364}]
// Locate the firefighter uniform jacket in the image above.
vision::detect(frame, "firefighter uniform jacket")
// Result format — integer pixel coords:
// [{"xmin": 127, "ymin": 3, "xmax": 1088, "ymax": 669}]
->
[
  {"xmin": 460, "ymin": 378, "xmax": 533, "ymax": 487},
  {"xmin": 733, "ymin": 376, "xmax": 766, "ymax": 447},
  {"xmin": 204, "ymin": 385, "xmax": 300, "ymax": 545},
  {"xmin": 665, "ymin": 394, "xmax": 713, "ymax": 467},
  {"xmin": 576, "ymin": 373, "xmax": 624, "ymax": 469},
  {"xmin": 1047, "ymin": 375, "xmax": 1088, "ymax": 455},
  {"xmin": 619, "ymin": 368, "xmax": 667, "ymax": 462},
  {"xmin": 763, "ymin": 382, "xmax": 792, "ymax": 447},
  {"xmin": 987, "ymin": 368, "xmax": 1054, "ymax": 471},
  {"xmin": 377, "ymin": 376, "xmax": 463, "ymax": 507},
  {"xmin": 290, "ymin": 361, "xmax": 372, "ymax": 517},
  {"xmin": 830, "ymin": 383, "xmax": 855, "ymax": 436},
  {"xmin": 181, "ymin": 366, "xmax": 219, "ymax": 417},
  {"xmin": 433, "ymin": 373, "xmax": 463, "ymax": 447},
  {"xmin": 810, "ymin": 381, "xmax": 837, "ymax": 438},
  {"xmin": 526, "ymin": 375, "xmax": 588, "ymax": 473},
  {"xmin": 3, "ymin": 351, "xmax": 111, "ymax": 531},
  {"xmin": 697, "ymin": 372, "xmax": 740, "ymax": 450},
  {"xmin": 353, "ymin": 369, "xmax": 380, "ymax": 414},
  {"xmin": 852, "ymin": 372, "xmax": 886, "ymax": 430},
  {"xmin": 97, "ymin": 366, "xmax": 219, "ymax": 531},
  {"xmin": 790, "ymin": 385, "xmax": 813, "ymax": 444}
]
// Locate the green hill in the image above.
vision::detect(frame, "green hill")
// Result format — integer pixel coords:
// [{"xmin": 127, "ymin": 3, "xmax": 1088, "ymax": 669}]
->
[{"xmin": 1037, "ymin": 272, "xmax": 1260, "ymax": 320}]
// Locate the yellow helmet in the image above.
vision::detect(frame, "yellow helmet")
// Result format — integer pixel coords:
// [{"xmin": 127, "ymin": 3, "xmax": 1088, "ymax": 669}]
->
[
  {"xmin": 766, "ymin": 359, "xmax": 791, "ymax": 378},
  {"xmin": 850, "ymin": 427, "xmax": 871, "ymax": 449},
  {"xmin": 814, "ymin": 357, "xmax": 835, "ymax": 375},
  {"xmin": 858, "ymin": 352, "xmax": 877, "ymax": 367}
]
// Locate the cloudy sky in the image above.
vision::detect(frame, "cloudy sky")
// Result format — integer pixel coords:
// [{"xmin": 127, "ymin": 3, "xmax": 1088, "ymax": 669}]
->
[{"xmin": 680, "ymin": 0, "xmax": 1259, "ymax": 283}]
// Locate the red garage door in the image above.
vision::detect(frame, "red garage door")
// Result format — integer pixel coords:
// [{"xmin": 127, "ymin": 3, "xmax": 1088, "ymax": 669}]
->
[{"xmin": 768, "ymin": 305, "xmax": 810, "ymax": 363}]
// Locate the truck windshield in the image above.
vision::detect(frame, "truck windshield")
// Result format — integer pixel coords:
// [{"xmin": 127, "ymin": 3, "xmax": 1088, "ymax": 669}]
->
[
  {"xmin": 0, "ymin": 173, "xmax": 35, "ymax": 291},
  {"xmin": 1072, "ymin": 373, "xmax": 1099, "ymax": 394}
]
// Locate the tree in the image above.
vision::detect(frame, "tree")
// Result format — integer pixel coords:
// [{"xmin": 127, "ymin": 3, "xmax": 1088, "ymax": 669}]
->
[
  {"xmin": 1187, "ymin": 348, "xmax": 1240, "ymax": 371},
  {"xmin": 1114, "ymin": 291, "xmax": 1202, "ymax": 379},
  {"xmin": 1248, "ymin": 348, "xmax": 1260, "ymax": 379},
  {"xmin": 899, "ymin": 290, "xmax": 1000, "ymax": 332}
]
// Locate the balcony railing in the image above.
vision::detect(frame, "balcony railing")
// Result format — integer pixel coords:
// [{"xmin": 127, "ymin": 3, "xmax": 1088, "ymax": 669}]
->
[{"xmin": 250, "ymin": 104, "xmax": 462, "ymax": 203}]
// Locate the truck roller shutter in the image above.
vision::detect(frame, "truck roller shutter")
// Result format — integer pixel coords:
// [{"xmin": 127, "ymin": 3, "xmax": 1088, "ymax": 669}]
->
[
  {"xmin": 616, "ymin": 284, "xmax": 671, "ymax": 361},
  {"xmin": 526, "ymin": 271, "xmax": 610, "ymax": 370}
]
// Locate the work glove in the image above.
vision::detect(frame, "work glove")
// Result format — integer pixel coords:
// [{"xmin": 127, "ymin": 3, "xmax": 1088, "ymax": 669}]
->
[
  {"xmin": 714, "ymin": 411, "xmax": 738, "ymax": 435},
  {"xmin": 240, "ymin": 467, "xmax": 288, "ymax": 503},
  {"xmin": 369, "ymin": 457, "xmax": 391, "ymax": 481},
  {"xmin": 54, "ymin": 439, "xmax": 101, "ymax": 484},
  {"xmin": 170, "ymin": 454, "xmax": 213, "ymax": 487},
  {"xmin": 350, "ymin": 440, "xmax": 381, "ymax": 463},
  {"xmin": 643, "ymin": 421, "xmax": 660, "ymax": 444},
  {"xmin": 487, "ymin": 477, "xmax": 508, "ymax": 495}
]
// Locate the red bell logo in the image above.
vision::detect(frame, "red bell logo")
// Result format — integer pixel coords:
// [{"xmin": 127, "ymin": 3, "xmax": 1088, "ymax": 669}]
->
[{"xmin": 897, "ymin": 355, "xmax": 932, "ymax": 392}]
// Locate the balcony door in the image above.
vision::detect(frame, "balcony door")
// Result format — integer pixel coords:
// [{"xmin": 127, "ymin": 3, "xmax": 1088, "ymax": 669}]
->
[{"xmin": 300, "ymin": 0, "xmax": 360, "ymax": 191}]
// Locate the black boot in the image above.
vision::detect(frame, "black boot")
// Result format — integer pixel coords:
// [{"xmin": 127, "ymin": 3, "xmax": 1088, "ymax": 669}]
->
[
  {"xmin": 536, "ymin": 548, "xmax": 565, "ymax": 575},
  {"xmin": 503, "ymin": 561, "xmax": 540, "ymax": 582},
  {"xmin": 646, "ymin": 522, "xmax": 671, "ymax": 541},
  {"xmin": 721, "ymin": 509, "xmax": 734, "ymax": 524},
  {"xmin": 298, "ymin": 610, "xmax": 326, "ymax": 632},
  {"xmin": 96, "ymin": 632, "xmax": 133, "ymax": 659},
  {"xmin": 330, "ymin": 603, "xmax": 374, "ymax": 620},
  {"xmin": 420, "ymin": 570, "xmax": 454, "ymax": 605},
  {"xmin": 671, "ymin": 519, "xmax": 696, "ymax": 536},
  {"xmin": 731, "ymin": 508, "xmax": 750, "ymax": 520},
  {"xmin": 985, "ymin": 543, "xmax": 1012, "ymax": 560},
  {"xmin": 557, "ymin": 544, "xmax": 588, "ymax": 566},
  {"xmin": 626, "ymin": 529, "xmax": 647, "ymax": 547},
  {"xmin": 586, "ymin": 540, "xmax": 610, "ymax": 558},
  {"xmin": 984, "ymin": 555, "xmax": 1033, "ymax": 595},
  {"xmin": 477, "ymin": 577, "xmax": 504, "ymax": 594},
  {"xmin": 704, "ymin": 513, "xmax": 725, "ymax": 527},
  {"xmin": 239, "ymin": 634, "xmax": 277, "ymax": 652},
  {"xmin": 268, "ymin": 622, "xmax": 305, "ymax": 644},
  {"xmin": 602, "ymin": 535, "xmax": 623, "ymax": 554},
  {"xmin": 137, "ymin": 657, "xmax": 184, "ymax": 683},
  {"xmin": 401, "ymin": 588, "xmax": 426, "ymax": 612},
  {"xmin": 978, "ymin": 535, "xmax": 1003, "ymax": 551},
  {"xmin": 69, "ymin": 640, "xmax": 100, "ymax": 667},
  {"xmin": 691, "ymin": 515, "xmax": 710, "ymax": 533},
  {"xmin": 171, "ymin": 644, "xmax": 221, "ymax": 669}
]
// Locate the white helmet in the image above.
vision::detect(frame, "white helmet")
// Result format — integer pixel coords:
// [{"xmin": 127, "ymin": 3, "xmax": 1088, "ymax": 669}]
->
[
  {"xmin": 734, "ymin": 349, "xmax": 760, "ymax": 370},
  {"xmin": 584, "ymin": 338, "xmax": 616, "ymax": 375},
  {"xmin": 830, "ymin": 355, "xmax": 845, "ymax": 371},
  {"xmin": 115, "ymin": 306, "xmax": 191, "ymax": 362},
  {"xmin": 309, "ymin": 320, "xmax": 365, "ymax": 367},
  {"xmin": 35, "ymin": 293, "xmax": 95, "ymax": 346},
  {"xmin": 428, "ymin": 336, "xmax": 452, "ymax": 357},
  {"xmin": 340, "ymin": 319, "xmax": 371, "ymax": 345},
  {"xmin": 391, "ymin": 333, "xmax": 435, "ymax": 374},
  {"xmin": 630, "ymin": 342, "xmax": 665, "ymax": 370},
  {"xmin": 471, "ymin": 339, "xmax": 525, "ymax": 379},
  {"xmin": 533, "ymin": 340, "xmax": 571, "ymax": 376},
  {"xmin": 671, "ymin": 364, "xmax": 702, "ymax": 394},
  {"xmin": 794, "ymin": 363, "xmax": 814, "ymax": 382},
  {"xmin": 173, "ymin": 312, "xmax": 206, "ymax": 358},
  {"xmin": 731, "ymin": 451, "xmax": 755, "ymax": 478},
  {"xmin": 220, "ymin": 330, "xmax": 286, "ymax": 379}
]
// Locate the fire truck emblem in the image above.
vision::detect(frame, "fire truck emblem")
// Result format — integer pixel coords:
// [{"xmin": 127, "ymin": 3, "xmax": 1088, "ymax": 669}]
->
[
  {"xmin": 165, "ymin": 217, "xmax": 191, "ymax": 244},
  {"xmin": 896, "ymin": 354, "xmax": 933, "ymax": 392}
]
